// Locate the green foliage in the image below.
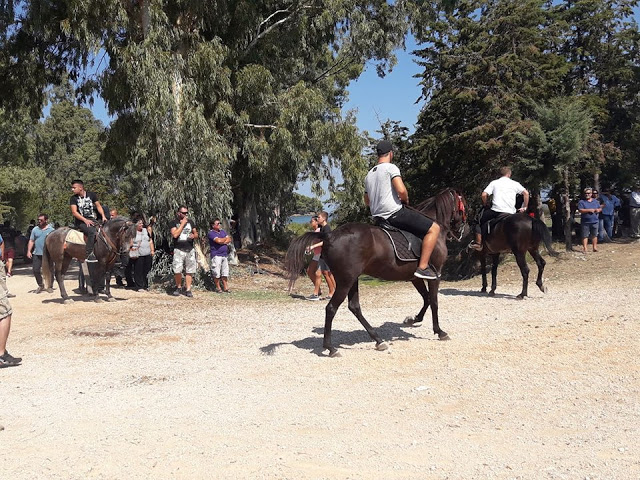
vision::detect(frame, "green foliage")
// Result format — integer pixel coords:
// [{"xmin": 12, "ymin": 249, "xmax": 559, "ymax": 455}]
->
[{"xmin": 289, "ymin": 193, "xmax": 323, "ymax": 215}]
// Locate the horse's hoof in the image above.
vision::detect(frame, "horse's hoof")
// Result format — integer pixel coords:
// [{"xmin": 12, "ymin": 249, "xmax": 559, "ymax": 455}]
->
[
  {"xmin": 516, "ymin": 295, "xmax": 526, "ymax": 300},
  {"xmin": 480, "ymin": 288, "xmax": 487, "ymax": 293},
  {"xmin": 107, "ymin": 297, "xmax": 117, "ymax": 302},
  {"xmin": 375, "ymin": 342, "xmax": 388, "ymax": 351},
  {"xmin": 540, "ymin": 285, "xmax": 547, "ymax": 294},
  {"xmin": 329, "ymin": 350, "xmax": 342, "ymax": 358},
  {"xmin": 438, "ymin": 333, "xmax": 451, "ymax": 341},
  {"xmin": 94, "ymin": 298, "xmax": 104, "ymax": 303},
  {"xmin": 63, "ymin": 298, "xmax": 74, "ymax": 304},
  {"xmin": 403, "ymin": 316, "xmax": 414, "ymax": 325},
  {"xmin": 488, "ymin": 291, "xmax": 495, "ymax": 297}
]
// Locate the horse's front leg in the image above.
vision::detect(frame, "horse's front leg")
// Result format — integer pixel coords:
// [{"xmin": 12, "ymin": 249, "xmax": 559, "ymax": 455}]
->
[
  {"xmin": 346, "ymin": 280, "xmax": 387, "ymax": 351},
  {"xmin": 529, "ymin": 249, "xmax": 547, "ymax": 293},
  {"xmin": 489, "ymin": 253, "xmax": 500, "ymax": 296},
  {"xmin": 405, "ymin": 277, "xmax": 430, "ymax": 326},
  {"xmin": 480, "ymin": 254, "xmax": 488, "ymax": 293},
  {"xmin": 427, "ymin": 279, "xmax": 449, "ymax": 340},
  {"xmin": 105, "ymin": 269, "xmax": 115, "ymax": 302},
  {"xmin": 514, "ymin": 251, "xmax": 530, "ymax": 299}
]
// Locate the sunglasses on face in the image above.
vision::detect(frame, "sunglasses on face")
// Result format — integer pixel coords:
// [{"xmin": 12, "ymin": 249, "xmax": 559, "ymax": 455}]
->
[{"xmin": 179, "ymin": 211, "xmax": 188, "ymax": 214}]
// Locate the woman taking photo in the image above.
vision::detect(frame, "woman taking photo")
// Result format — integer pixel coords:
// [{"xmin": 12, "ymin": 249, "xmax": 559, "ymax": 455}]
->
[{"xmin": 129, "ymin": 219, "xmax": 155, "ymax": 291}]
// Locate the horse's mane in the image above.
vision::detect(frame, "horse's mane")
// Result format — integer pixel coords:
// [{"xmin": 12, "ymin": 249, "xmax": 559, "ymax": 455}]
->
[{"xmin": 413, "ymin": 188, "xmax": 457, "ymax": 232}]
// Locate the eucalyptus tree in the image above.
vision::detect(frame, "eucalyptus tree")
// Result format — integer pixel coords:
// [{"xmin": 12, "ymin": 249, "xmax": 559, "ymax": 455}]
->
[{"xmin": 1, "ymin": 1, "xmax": 411, "ymax": 245}]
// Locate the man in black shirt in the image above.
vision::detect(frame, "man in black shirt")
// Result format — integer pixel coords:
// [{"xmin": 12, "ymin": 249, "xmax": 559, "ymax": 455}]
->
[
  {"xmin": 169, "ymin": 206, "xmax": 198, "ymax": 297},
  {"xmin": 69, "ymin": 179, "xmax": 106, "ymax": 262}
]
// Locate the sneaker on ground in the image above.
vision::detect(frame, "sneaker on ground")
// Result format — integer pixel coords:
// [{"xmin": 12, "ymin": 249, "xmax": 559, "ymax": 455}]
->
[
  {"xmin": 171, "ymin": 288, "xmax": 182, "ymax": 297},
  {"xmin": 222, "ymin": 289, "xmax": 231, "ymax": 294},
  {"xmin": 414, "ymin": 266, "xmax": 439, "ymax": 280},
  {"xmin": 86, "ymin": 252, "xmax": 98, "ymax": 263},
  {"xmin": 306, "ymin": 294, "xmax": 321, "ymax": 301},
  {"xmin": 183, "ymin": 290, "xmax": 193, "ymax": 298},
  {"xmin": 0, "ymin": 351, "xmax": 22, "ymax": 367}
]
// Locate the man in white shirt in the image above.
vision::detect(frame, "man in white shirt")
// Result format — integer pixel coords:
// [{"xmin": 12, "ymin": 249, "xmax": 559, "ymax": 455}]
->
[
  {"xmin": 364, "ymin": 140, "xmax": 441, "ymax": 280},
  {"xmin": 629, "ymin": 187, "xmax": 640, "ymax": 238},
  {"xmin": 470, "ymin": 166, "xmax": 529, "ymax": 250}
]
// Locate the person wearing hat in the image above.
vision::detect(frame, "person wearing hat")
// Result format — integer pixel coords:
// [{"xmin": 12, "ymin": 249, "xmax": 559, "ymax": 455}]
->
[{"xmin": 364, "ymin": 139, "xmax": 441, "ymax": 280}]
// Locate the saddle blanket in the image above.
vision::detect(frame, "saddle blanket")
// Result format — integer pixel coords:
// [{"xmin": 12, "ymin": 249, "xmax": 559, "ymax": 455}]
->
[
  {"xmin": 379, "ymin": 227, "xmax": 421, "ymax": 262},
  {"xmin": 65, "ymin": 229, "xmax": 86, "ymax": 245}
]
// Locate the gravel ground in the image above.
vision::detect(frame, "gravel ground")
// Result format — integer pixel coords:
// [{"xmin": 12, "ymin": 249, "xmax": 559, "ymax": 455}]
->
[{"xmin": 1, "ymin": 241, "xmax": 639, "ymax": 479}]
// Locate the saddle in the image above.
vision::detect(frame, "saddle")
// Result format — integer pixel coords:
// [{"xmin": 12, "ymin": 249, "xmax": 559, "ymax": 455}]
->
[
  {"xmin": 374, "ymin": 218, "xmax": 421, "ymax": 261},
  {"xmin": 64, "ymin": 229, "xmax": 86, "ymax": 246},
  {"xmin": 481, "ymin": 213, "xmax": 510, "ymax": 239}
]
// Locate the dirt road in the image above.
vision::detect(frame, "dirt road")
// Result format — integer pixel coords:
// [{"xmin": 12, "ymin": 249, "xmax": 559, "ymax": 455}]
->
[{"xmin": 1, "ymin": 242, "xmax": 639, "ymax": 479}]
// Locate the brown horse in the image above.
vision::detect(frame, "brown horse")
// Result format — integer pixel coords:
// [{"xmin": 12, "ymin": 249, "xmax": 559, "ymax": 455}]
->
[
  {"xmin": 285, "ymin": 188, "xmax": 467, "ymax": 357},
  {"xmin": 42, "ymin": 217, "xmax": 136, "ymax": 303},
  {"xmin": 477, "ymin": 213, "xmax": 559, "ymax": 298}
]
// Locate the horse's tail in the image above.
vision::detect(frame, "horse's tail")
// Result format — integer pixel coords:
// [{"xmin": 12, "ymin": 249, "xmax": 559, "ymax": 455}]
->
[
  {"xmin": 284, "ymin": 231, "xmax": 324, "ymax": 292},
  {"xmin": 532, "ymin": 217, "xmax": 559, "ymax": 257},
  {"xmin": 42, "ymin": 239, "xmax": 53, "ymax": 289}
]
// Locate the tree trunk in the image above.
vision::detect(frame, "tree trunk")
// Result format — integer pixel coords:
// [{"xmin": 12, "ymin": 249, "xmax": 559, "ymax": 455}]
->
[
  {"xmin": 593, "ymin": 172, "xmax": 600, "ymax": 194},
  {"xmin": 563, "ymin": 167, "xmax": 573, "ymax": 251}
]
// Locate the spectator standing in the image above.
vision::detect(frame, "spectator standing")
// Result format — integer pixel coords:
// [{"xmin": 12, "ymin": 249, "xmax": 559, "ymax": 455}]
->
[
  {"xmin": 26, "ymin": 214, "xmax": 54, "ymax": 293},
  {"xmin": 0, "ymin": 256, "xmax": 21, "ymax": 368},
  {"xmin": 630, "ymin": 187, "xmax": 640, "ymax": 238},
  {"xmin": 207, "ymin": 219, "xmax": 232, "ymax": 293},
  {"xmin": 578, "ymin": 188, "xmax": 602, "ymax": 252},
  {"xmin": 169, "ymin": 206, "xmax": 198, "ymax": 297},
  {"xmin": 598, "ymin": 188, "xmax": 621, "ymax": 242},
  {"xmin": 316, "ymin": 211, "xmax": 336, "ymax": 300},
  {"xmin": 0, "ymin": 220, "xmax": 17, "ymax": 276},
  {"xmin": 129, "ymin": 219, "xmax": 155, "ymax": 291},
  {"xmin": 26, "ymin": 219, "xmax": 36, "ymax": 238},
  {"xmin": 305, "ymin": 216, "xmax": 323, "ymax": 300}
]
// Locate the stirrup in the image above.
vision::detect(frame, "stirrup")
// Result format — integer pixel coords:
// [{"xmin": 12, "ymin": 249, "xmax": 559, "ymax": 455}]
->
[
  {"xmin": 468, "ymin": 241, "xmax": 483, "ymax": 251},
  {"xmin": 86, "ymin": 252, "xmax": 98, "ymax": 263}
]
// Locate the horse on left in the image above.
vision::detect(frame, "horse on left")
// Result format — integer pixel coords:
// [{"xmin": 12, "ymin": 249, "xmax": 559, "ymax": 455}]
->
[{"xmin": 42, "ymin": 217, "xmax": 136, "ymax": 303}]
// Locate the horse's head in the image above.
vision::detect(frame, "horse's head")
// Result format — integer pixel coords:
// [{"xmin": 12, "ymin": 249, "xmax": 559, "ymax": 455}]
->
[
  {"xmin": 104, "ymin": 217, "xmax": 137, "ymax": 255},
  {"xmin": 416, "ymin": 188, "xmax": 468, "ymax": 241}
]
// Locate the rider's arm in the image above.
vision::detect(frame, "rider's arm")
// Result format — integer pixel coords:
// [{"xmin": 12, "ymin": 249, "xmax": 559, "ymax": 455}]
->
[
  {"xmin": 520, "ymin": 189, "xmax": 530, "ymax": 213},
  {"xmin": 364, "ymin": 193, "xmax": 370, "ymax": 206},
  {"xmin": 392, "ymin": 177, "xmax": 409, "ymax": 205},
  {"xmin": 94, "ymin": 201, "xmax": 107, "ymax": 222},
  {"xmin": 481, "ymin": 191, "xmax": 489, "ymax": 207}
]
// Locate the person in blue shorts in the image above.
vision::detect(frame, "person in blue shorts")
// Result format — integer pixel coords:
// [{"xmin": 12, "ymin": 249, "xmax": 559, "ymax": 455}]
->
[{"xmin": 578, "ymin": 188, "xmax": 602, "ymax": 252}]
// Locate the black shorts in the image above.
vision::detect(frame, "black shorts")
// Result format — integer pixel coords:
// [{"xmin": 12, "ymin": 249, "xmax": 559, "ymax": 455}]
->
[{"xmin": 387, "ymin": 207, "xmax": 434, "ymax": 238}]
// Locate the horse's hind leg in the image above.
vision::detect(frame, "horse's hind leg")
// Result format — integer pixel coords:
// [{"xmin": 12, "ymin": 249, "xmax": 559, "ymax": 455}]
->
[
  {"xmin": 489, "ymin": 253, "xmax": 500, "ymax": 296},
  {"xmin": 514, "ymin": 251, "xmax": 530, "ymax": 299},
  {"xmin": 529, "ymin": 248, "xmax": 547, "ymax": 293},
  {"xmin": 323, "ymin": 279, "xmax": 353, "ymax": 357},
  {"xmin": 404, "ymin": 278, "xmax": 430, "ymax": 326},
  {"xmin": 346, "ymin": 280, "xmax": 387, "ymax": 351},
  {"xmin": 58, "ymin": 255, "xmax": 74, "ymax": 302}
]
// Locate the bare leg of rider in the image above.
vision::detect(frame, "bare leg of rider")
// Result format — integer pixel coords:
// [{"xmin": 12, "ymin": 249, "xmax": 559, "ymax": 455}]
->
[{"xmin": 418, "ymin": 223, "xmax": 440, "ymax": 270}]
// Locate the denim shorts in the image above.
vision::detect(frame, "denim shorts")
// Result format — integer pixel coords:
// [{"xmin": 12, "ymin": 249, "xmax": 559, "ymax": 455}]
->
[{"xmin": 581, "ymin": 222, "xmax": 598, "ymax": 239}]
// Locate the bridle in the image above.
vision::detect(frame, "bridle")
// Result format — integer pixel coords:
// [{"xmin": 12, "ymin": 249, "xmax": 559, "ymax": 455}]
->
[
  {"xmin": 97, "ymin": 220, "xmax": 134, "ymax": 263},
  {"xmin": 448, "ymin": 190, "xmax": 467, "ymax": 241}
]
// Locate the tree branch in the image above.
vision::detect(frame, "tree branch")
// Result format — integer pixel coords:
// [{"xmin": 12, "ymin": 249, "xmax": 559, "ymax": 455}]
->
[
  {"xmin": 245, "ymin": 123, "xmax": 277, "ymax": 129},
  {"xmin": 244, "ymin": 4, "xmax": 315, "ymax": 55}
]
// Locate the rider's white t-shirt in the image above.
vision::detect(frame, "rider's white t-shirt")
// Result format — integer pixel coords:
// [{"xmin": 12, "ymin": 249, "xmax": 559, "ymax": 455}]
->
[
  {"xmin": 364, "ymin": 162, "xmax": 403, "ymax": 219},
  {"xmin": 484, "ymin": 176, "xmax": 526, "ymax": 214}
]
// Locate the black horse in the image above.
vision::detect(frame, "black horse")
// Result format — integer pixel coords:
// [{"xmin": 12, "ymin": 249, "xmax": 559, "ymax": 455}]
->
[
  {"xmin": 42, "ymin": 217, "xmax": 135, "ymax": 303},
  {"xmin": 285, "ymin": 188, "xmax": 467, "ymax": 357},
  {"xmin": 476, "ymin": 214, "xmax": 559, "ymax": 298}
]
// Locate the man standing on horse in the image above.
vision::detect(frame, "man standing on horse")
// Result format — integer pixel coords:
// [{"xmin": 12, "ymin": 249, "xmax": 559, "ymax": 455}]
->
[
  {"xmin": 364, "ymin": 140, "xmax": 441, "ymax": 280},
  {"xmin": 69, "ymin": 179, "xmax": 107, "ymax": 263},
  {"xmin": 470, "ymin": 166, "xmax": 529, "ymax": 251}
]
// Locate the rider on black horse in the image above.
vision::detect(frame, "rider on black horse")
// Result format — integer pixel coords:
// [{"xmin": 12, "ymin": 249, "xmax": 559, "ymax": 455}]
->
[
  {"xmin": 69, "ymin": 179, "xmax": 107, "ymax": 263},
  {"xmin": 364, "ymin": 140, "xmax": 441, "ymax": 280},
  {"xmin": 470, "ymin": 166, "xmax": 529, "ymax": 251}
]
